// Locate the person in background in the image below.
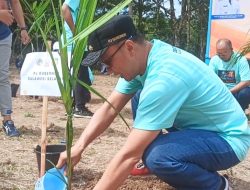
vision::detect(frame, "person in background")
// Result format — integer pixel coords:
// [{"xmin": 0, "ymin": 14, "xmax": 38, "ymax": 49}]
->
[
  {"xmin": 0, "ymin": 0, "xmax": 30, "ymax": 137},
  {"xmin": 100, "ymin": 63, "xmax": 108, "ymax": 75},
  {"xmin": 62, "ymin": 0, "xmax": 93, "ymax": 118},
  {"xmin": 209, "ymin": 38, "xmax": 250, "ymax": 110},
  {"xmin": 57, "ymin": 15, "xmax": 250, "ymax": 190}
]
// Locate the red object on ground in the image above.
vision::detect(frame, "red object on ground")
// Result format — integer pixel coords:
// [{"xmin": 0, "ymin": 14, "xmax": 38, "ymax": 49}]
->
[{"xmin": 130, "ymin": 162, "xmax": 151, "ymax": 176}]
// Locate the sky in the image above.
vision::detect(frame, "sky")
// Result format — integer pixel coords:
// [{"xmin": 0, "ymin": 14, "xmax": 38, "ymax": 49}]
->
[
  {"xmin": 174, "ymin": 0, "xmax": 182, "ymax": 16},
  {"xmin": 163, "ymin": 0, "xmax": 181, "ymax": 16}
]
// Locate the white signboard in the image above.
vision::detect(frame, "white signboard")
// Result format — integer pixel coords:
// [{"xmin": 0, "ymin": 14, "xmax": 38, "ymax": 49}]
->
[
  {"xmin": 206, "ymin": 0, "xmax": 250, "ymax": 63},
  {"xmin": 20, "ymin": 52, "xmax": 65, "ymax": 97}
]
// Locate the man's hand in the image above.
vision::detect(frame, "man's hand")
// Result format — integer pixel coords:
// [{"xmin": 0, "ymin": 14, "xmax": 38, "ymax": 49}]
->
[
  {"xmin": 56, "ymin": 144, "xmax": 83, "ymax": 173},
  {"xmin": 20, "ymin": 30, "xmax": 30, "ymax": 45},
  {"xmin": 230, "ymin": 81, "xmax": 250, "ymax": 94},
  {"xmin": 0, "ymin": 10, "xmax": 14, "ymax": 26}
]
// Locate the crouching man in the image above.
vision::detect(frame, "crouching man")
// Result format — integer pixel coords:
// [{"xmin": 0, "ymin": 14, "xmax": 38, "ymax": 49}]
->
[{"xmin": 57, "ymin": 15, "xmax": 250, "ymax": 190}]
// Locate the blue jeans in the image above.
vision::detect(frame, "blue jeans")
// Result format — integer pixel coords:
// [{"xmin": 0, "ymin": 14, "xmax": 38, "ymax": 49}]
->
[
  {"xmin": 233, "ymin": 86, "xmax": 250, "ymax": 110},
  {"xmin": 142, "ymin": 130, "xmax": 240, "ymax": 190},
  {"xmin": 131, "ymin": 91, "xmax": 240, "ymax": 190}
]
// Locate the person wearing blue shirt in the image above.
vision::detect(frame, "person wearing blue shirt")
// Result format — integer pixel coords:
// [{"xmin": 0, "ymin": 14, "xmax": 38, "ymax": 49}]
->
[
  {"xmin": 0, "ymin": 0, "xmax": 30, "ymax": 137},
  {"xmin": 57, "ymin": 15, "xmax": 250, "ymax": 190},
  {"xmin": 62, "ymin": 0, "xmax": 93, "ymax": 118},
  {"xmin": 209, "ymin": 39, "xmax": 250, "ymax": 110}
]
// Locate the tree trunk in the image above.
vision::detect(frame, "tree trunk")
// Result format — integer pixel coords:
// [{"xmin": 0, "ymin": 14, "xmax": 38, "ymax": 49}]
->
[{"xmin": 186, "ymin": 0, "xmax": 191, "ymax": 50}]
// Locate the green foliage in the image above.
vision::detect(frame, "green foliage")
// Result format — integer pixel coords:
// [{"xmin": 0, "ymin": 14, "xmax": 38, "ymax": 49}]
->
[
  {"xmin": 236, "ymin": 39, "xmax": 250, "ymax": 66},
  {"xmin": 13, "ymin": 0, "xmax": 58, "ymax": 54},
  {"xmin": 240, "ymin": 40, "xmax": 250, "ymax": 57},
  {"xmin": 13, "ymin": 0, "xmax": 210, "ymax": 61}
]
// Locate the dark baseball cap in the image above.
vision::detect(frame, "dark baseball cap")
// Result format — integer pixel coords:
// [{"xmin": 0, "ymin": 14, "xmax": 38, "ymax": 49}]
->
[{"xmin": 82, "ymin": 15, "xmax": 137, "ymax": 66}]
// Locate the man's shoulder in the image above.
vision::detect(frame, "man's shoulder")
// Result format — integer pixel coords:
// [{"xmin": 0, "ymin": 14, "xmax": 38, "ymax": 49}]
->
[
  {"xmin": 210, "ymin": 55, "xmax": 219, "ymax": 60},
  {"xmin": 209, "ymin": 55, "xmax": 221, "ymax": 64}
]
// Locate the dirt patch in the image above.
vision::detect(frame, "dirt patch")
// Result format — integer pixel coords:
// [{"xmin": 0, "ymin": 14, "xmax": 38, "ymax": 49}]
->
[{"xmin": 0, "ymin": 65, "xmax": 249, "ymax": 189}]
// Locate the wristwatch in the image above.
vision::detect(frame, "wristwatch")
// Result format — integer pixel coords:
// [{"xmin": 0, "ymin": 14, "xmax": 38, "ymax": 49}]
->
[{"xmin": 20, "ymin": 26, "xmax": 28, "ymax": 31}]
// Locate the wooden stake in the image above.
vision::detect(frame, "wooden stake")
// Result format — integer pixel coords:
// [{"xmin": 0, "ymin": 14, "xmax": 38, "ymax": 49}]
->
[
  {"xmin": 39, "ymin": 40, "xmax": 52, "ymax": 177},
  {"xmin": 40, "ymin": 96, "xmax": 48, "ymax": 177}
]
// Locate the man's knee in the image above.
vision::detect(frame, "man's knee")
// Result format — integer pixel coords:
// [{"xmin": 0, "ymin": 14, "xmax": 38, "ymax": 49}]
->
[
  {"xmin": 238, "ymin": 87, "xmax": 250, "ymax": 99},
  {"xmin": 237, "ymin": 87, "xmax": 250, "ymax": 109},
  {"xmin": 143, "ymin": 146, "xmax": 182, "ymax": 175}
]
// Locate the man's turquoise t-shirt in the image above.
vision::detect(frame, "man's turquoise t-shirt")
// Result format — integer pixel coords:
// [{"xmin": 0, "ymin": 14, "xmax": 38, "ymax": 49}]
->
[
  {"xmin": 209, "ymin": 52, "xmax": 250, "ymax": 89},
  {"xmin": 115, "ymin": 39, "xmax": 250, "ymax": 161},
  {"xmin": 63, "ymin": 0, "xmax": 79, "ymax": 52}
]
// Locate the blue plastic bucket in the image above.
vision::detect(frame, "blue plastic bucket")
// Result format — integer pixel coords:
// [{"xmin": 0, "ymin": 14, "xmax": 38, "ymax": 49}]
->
[{"xmin": 35, "ymin": 167, "xmax": 67, "ymax": 190}]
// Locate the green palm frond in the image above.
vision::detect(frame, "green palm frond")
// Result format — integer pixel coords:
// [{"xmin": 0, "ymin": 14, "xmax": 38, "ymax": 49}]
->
[
  {"xmin": 239, "ymin": 40, "xmax": 250, "ymax": 57},
  {"xmin": 71, "ymin": 0, "xmax": 98, "ymax": 87},
  {"xmin": 77, "ymin": 79, "xmax": 130, "ymax": 129},
  {"xmin": 24, "ymin": 0, "xmax": 133, "ymax": 189},
  {"xmin": 65, "ymin": 0, "xmax": 133, "ymax": 47}
]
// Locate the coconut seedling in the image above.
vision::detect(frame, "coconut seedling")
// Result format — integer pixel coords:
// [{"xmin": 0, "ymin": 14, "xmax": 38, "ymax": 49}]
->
[{"xmin": 25, "ymin": 0, "xmax": 132, "ymax": 189}]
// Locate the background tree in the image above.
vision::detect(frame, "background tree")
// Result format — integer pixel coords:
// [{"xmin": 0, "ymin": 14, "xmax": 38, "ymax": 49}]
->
[
  {"xmin": 129, "ymin": 0, "xmax": 209, "ymax": 59},
  {"xmin": 12, "ymin": 0, "xmax": 209, "ymax": 63}
]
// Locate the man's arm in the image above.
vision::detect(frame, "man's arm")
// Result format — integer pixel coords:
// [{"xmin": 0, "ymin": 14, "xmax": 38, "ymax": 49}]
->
[
  {"xmin": 10, "ymin": 0, "xmax": 30, "ymax": 45},
  {"xmin": 231, "ymin": 56, "xmax": 250, "ymax": 93},
  {"xmin": 230, "ymin": 81, "xmax": 250, "ymax": 94},
  {"xmin": 0, "ymin": 10, "xmax": 14, "ymax": 26},
  {"xmin": 62, "ymin": 3, "xmax": 75, "ymax": 33},
  {"xmin": 94, "ymin": 128, "xmax": 160, "ymax": 190},
  {"xmin": 57, "ymin": 90, "xmax": 133, "ymax": 168}
]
